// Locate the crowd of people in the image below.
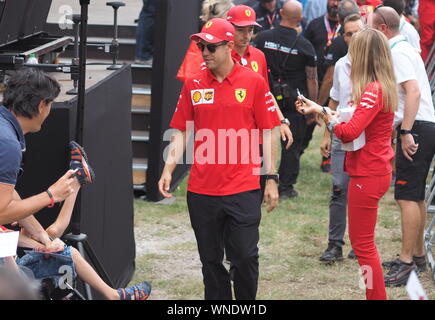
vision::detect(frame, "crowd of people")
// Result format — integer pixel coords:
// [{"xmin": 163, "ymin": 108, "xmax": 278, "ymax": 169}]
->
[
  {"xmin": 0, "ymin": 0, "xmax": 433, "ymax": 301},
  {"xmin": 160, "ymin": 0, "xmax": 435, "ymax": 301}
]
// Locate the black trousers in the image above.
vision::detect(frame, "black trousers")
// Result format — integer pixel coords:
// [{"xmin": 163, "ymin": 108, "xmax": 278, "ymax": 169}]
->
[
  {"xmin": 278, "ymin": 111, "xmax": 307, "ymax": 192},
  {"xmin": 187, "ymin": 190, "xmax": 262, "ymax": 300}
]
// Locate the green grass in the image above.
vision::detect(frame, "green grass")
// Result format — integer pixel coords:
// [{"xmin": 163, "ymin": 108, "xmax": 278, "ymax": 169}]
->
[{"xmin": 131, "ymin": 126, "xmax": 435, "ymax": 300}]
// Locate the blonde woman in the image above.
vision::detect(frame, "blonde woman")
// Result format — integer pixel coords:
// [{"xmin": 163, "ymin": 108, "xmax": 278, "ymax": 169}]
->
[
  {"xmin": 296, "ymin": 28, "xmax": 398, "ymax": 300},
  {"xmin": 200, "ymin": 0, "xmax": 234, "ymax": 25},
  {"xmin": 177, "ymin": 0, "xmax": 234, "ymax": 81}
]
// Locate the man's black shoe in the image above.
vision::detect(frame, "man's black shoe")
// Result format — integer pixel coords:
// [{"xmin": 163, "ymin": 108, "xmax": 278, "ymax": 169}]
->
[
  {"xmin": 413, "ymin": 255, "xmax": 427, "ymax": 273},
  {"xmin": 347, "ymin": 249, "xmax": 356, "ymax": 259},
  {"xmin": 279, "ymin": 189, "xmax": 299, "ymax": 200},
  {"xmin": 383, "ymin": 255, "xmax": 427, "ymax": 273},
  {"xmin": 384, "ymin": 259, "xmax": 417, "ymax": 287},
  {"xmin": 319, "ymin": 244, "xmax": 343, "ymax": 263},
  {"xmin": 382, "ymin": 254, "xmax": 400, "ymax": 269}
]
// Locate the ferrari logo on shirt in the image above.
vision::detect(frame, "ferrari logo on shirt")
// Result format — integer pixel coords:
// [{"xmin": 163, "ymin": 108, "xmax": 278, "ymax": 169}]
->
[
  {"xmin": 245, "ymin": 10, "xmax": 251, "ymax": 17},
  {"xmin": 235, "ymin": 88, "xmax": 247, "ymax": 103},
  {"xmin": 251, "ymin": 61, "xmax": 259, "ymax": 73}
]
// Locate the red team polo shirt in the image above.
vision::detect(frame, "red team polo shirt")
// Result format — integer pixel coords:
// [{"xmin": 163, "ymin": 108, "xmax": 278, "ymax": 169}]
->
[
  {"xmin": 232, "ymin": 46, "xmax": 280, "ymax": 131},
  {"xmin": 334, "ymin": 82, "xmax": 394, "ymax": 177},
  {"xmin": 170, "ymin": 62, "xmax": 277, "ymax": 196},
  {"xmin": 232, "ymin": 45, "xmax": 270, "ymax": 87}
]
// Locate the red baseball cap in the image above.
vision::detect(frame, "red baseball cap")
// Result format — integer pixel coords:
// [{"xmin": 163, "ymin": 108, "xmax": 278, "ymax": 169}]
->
[
  {"xmin": 227, "ymin": 5, "xmax": 261, "ymax": 27},
  {"xmin": 190, "ymin": 18, "xmax": 235, "ymax": 44}
]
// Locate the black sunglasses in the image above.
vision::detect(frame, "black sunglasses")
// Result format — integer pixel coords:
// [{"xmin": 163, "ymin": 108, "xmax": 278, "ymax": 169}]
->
[
  {"xmin": 374, "ymin": 4, "xmax": 388, "ymax": 27},
  {"xmin": 196, "ymin": 41, "xmax": 228, "ymax": 53}
]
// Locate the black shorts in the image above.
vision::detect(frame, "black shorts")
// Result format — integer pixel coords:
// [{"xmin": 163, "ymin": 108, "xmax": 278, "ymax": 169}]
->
[{"xmin": 395, "ymin": 120, "xmax": 435, "ymax": 201}]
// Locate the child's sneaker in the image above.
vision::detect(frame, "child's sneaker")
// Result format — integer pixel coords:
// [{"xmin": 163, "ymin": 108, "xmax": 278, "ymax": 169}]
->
[
  {"xmin": 117, "ymin": 281, "xmax": 151, "ymax": 300},
  {"xmin": 69, "ymin": 141, "xmax": 95, "ymax": 185}
]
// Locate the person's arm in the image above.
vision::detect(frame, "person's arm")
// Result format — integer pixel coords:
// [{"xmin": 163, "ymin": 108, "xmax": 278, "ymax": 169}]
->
[
  {"xmin": 320, "ymin": 99, "xmax": 338, "ymax": 158},
  {"xmin": 46, "ymin": 188, "xmax": 80, "ymax": 239},
  {"xmin": 0, "ymin": 184, "xmax": 51, "ymax": 225},
  {"xmin": 399, "ymin": 79, "xmax": 421, "ymax": 161},
  {"xmin": 317, "ymin": 66, "xmax": 334, "ymax": 105},
  {"xmin": 333, "ymin": 84, "xmax": 383, "ymax": 143},
  {"xmin": 296, "ymin": 83, "xmax": 382, "ymax": 142},
  {"xmin": 306, "ymin": 66, "xmax": 318, "ymax": 101},
  {"xmin": 0, "ymin": 169, "xmax": 79, "ymax": 225},
  {"xmin": 273, "ymin": 96, "xmax": 293, "ymax": 149},
  {"xmin": 158, "ymin": 130, "xmax": 187, "ymax": 198}
]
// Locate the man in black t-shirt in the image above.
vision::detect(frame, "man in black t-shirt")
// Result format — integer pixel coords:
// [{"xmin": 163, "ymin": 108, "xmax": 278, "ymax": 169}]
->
[
  {"xmin": 254, "ymin": 0, "xmax": 318, "ymax": 199},
  {"xmin": 304, "ymin": 0, "xmax": 340, "ymax": 83},
  {"xmin": 252, "ymin": 0, "xmax": 283, "ymax": 33}
]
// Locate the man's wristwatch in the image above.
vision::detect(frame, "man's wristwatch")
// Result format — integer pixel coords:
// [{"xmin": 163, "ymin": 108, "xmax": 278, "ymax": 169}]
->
[
  {"xmin": 280, "ymin": 118, "xmax": 290, "ymax": 126},
  {"xmin": 265, "ymin": 174, "xmax": 279, "ymax": 184},
  {"xmin": 400, "ymin": 129, "xmax": 412, "ymax": 135}
]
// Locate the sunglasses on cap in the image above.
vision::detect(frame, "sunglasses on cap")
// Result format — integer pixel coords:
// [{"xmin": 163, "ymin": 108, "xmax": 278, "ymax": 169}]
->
[{"xmin": 196, "ymin": 41, "xmax": 228, "ymax": 53}]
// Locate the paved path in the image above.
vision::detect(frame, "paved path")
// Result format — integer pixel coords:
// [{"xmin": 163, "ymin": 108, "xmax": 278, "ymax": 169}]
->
[{"xmin": 47, "ymin": 0, "xmax": 143, "ymax": 26}]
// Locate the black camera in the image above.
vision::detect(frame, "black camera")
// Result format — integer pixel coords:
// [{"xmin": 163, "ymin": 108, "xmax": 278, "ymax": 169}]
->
[{"xmin": 272, "ymin": 81, "xmax": 291, "ymax": 101}]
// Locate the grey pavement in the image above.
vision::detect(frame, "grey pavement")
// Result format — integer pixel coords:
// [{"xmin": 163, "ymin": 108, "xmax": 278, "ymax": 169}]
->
[{"xmin": 47, "ymin": 0, "xmax": 143, "ymax": 26}]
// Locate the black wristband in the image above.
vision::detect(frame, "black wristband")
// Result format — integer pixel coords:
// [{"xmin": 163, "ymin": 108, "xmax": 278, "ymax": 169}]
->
[
  {"xmin": 46, "ymin": 190, "xmax": 55, "ymax": 208},
  {"xmin": 400, "ymin": 129, "xmax": 412, "ymax": 135},
  {"xmin": 265, "ymin": 174, "xmax": 279, "ymax": 184}
]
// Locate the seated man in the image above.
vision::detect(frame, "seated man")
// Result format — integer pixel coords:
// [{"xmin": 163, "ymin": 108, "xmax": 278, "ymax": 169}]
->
[
  {"xmin": 0, "ymin": 68, "xmax": 150, "ymax": 300},
  {"xmin": 2, "ymin": 142, "xmax": 151, "ymax": 300}
]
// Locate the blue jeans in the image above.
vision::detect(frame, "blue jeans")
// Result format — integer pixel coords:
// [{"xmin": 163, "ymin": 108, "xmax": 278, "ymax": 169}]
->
[
  {"xmin": 328, "ymin": 134, "xmax": 350, "ymax": 246},
  {"xmin": 15, "ymin": 245, "xmax": 76, "ymax": 288},
  {"xmin": 135, "ymin": 0, "xmax": 155, "ymax": 60}
]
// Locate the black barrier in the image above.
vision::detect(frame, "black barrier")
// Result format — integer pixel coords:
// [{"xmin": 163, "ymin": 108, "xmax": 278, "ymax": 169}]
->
[
  {"xmin": 15, "ymin": 65, "xmax": 135, "ymax": 297},
  {"xmin": 145, "ymin": 0, "xmax": 202, "ymax": 201},
  {"xmin": 0, "ymin": 0, "xmax": 52, "ymax": 47}
]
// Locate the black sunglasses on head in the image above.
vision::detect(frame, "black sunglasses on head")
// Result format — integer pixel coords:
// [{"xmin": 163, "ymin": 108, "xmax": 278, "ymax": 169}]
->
[
  {"xmin": 374, "ymin": 4, "xmax": 388, "ymax": 26},
  {"xmin": 196, "ymin": 41, "xmax": 228, "ymax": 53}
]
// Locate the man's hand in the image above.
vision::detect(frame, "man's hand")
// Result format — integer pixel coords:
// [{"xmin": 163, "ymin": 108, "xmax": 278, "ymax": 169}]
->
[
  {"xmin": 320, "ymin": 131, "xmax": 332, "ymax": 158},
  {"xmin": 401, "ymin": 134, "xmax": 418, "ymax": 161},
  {"xmin": 158, "ymin": 171, "xmax": 173, "ymax": 198},
  {"xmin": 280, "ymin": 124, "xmax": 293, "ymax": 149},
  {"xmin": 263, "ymin": 179, "xmax": 279, "ymax": 213},
  {"xmin": 48, "ymin": 170, "xmax": 81, "ymax": 203}
]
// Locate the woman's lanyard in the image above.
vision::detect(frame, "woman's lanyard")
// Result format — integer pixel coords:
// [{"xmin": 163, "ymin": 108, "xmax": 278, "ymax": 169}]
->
[{"xmin": 324, "ymin": 15, "xmax": 340, "ymax": 48}]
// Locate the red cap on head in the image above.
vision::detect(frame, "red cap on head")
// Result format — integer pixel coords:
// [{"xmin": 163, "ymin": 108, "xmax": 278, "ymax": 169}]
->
[
  {"xmin": 226, "ymin": 5, "xmax": 261, "ymax": 27},
  {"xmin": 190, "ymin": 18, "xmax": 235, "ymax": 44}
]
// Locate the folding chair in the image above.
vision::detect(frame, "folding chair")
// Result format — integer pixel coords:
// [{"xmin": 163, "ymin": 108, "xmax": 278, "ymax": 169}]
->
[{"xmin": 424, "ymin": 156, "xmax": 435, "ymax": 282}]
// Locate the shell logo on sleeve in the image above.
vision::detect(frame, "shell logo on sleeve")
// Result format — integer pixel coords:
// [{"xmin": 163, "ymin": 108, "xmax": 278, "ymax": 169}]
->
[
  {"xmin": 191, "ymin": 89, "xmax": 215, "ymax": 105},
  {"xmin": 192, "ymin": 91, "xmax": 202, "ymax": 104}
]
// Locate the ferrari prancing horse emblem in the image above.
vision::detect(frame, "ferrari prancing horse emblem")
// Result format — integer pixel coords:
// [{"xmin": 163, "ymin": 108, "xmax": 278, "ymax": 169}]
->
[
  {"xmin": 251, "ymin": 61, "xmax": 259, "ymax": 72},
  {"xmin": 235, "ymin": 88, "xmax": 247, "ymax": 103}
]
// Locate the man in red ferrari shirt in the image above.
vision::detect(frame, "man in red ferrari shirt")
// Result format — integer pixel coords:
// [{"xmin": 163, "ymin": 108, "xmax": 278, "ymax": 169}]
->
[
  {"xmin": 357, "ymin": 0, "xmax": 382, "ymax": 18},
  {"xmin": 227, "ymin": 4, "xmax": 293, "ymax": 196},
  {"xmin": 158, "ymin": 18, "xmax": 279, "ymax": 300}
]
